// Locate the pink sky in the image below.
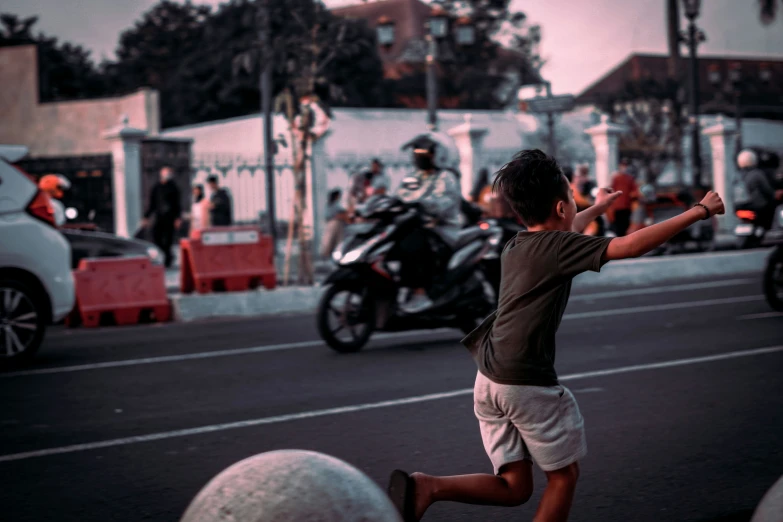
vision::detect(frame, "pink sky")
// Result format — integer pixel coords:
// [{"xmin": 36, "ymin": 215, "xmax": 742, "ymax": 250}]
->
[{"xmin": 3, "ymin": 0, "xmax": 782, "ymax": 94}]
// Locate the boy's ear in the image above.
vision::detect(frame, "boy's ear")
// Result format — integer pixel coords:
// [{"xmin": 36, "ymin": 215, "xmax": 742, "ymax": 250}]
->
[{"xmin": 555, "ymin": 200, "xmax": 566, "ymax": 219}]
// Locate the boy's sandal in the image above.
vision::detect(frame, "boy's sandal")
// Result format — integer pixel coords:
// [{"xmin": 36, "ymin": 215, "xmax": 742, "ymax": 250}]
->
[{"xmin": 387, "ymin": 469, "xmax": 416, "ymax": 522}]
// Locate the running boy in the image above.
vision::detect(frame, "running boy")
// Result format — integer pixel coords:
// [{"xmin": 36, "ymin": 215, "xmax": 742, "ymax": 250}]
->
[{"xmin": 387, "ymin": 149, "xmax": 725, "ymax": 522}]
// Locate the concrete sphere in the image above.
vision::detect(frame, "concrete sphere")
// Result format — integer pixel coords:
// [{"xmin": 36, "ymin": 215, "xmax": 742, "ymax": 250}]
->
[
  {"xmin": 751, "ymin": 474, "xmax": 783, "ymax": 522},
  {"xmin": 181, "ymin": 450, "xmax": 402, "ymax": 522}
]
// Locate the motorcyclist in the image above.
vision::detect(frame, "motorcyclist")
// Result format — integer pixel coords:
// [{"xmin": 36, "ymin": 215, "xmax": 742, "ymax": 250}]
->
[
  {"xmin": 394, "ymin": 133, "xmax": 462, "ymax": 313},
  {"xmin": 737, "ymin": 149, "xmax": 783, "ymax": 229},
  {"xmin": 38, "ymin": 174, "xmax": 71, "ymax": 226}
]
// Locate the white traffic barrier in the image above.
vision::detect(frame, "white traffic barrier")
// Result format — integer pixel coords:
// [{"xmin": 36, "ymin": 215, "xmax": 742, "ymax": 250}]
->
[
  {"xmin": 180, "ymin": 450, "xmax": 402, "ymax": 522},
  {"xmin": 750, "ymin": 474, "xmax": 783, "ymax": 522}
]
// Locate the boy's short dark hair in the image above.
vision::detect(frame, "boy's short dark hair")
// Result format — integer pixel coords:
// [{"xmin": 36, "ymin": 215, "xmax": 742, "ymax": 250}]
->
[
  {"xmin": 493, "ymin": 149, "xmax": 569, "ymax": 226},
  {"xmin": 206, "ymin": 175, "xmax": 219, "ymax": 184}
]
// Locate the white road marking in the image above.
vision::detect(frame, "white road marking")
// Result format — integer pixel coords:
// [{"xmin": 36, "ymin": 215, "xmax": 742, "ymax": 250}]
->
[
  {"xmin": 569, "ymin": 278, "xmax": 756, "ymax": 302},
  {"xmin": 737, "ymin": 312, "xmax": 783, "ymax": 320},
  {"xmin": 3, "ymin": 295, "xmax": 765, "ymax": 378},
  {"xmin": 563, "ymin": 295, "xmax": 764, "ymax": 320},
  {"xmin": 573, "ymin": 387, "xmax": 604, "ymax": 393},
  {"xmin": 1, "ymin": 329, "xmax": 457, "ymax": 378},
  {"xmin": 1, "ymin": 345, "xmax": 780, "ymax": 464}
]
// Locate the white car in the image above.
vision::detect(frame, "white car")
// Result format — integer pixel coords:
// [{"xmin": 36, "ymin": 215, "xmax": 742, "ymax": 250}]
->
[{"xmin": 0, "ymin": 145, "xmax": 75, "ymax": 366}]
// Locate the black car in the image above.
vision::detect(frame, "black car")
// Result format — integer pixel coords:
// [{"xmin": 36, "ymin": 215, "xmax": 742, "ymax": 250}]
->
[{"xmin": 61, "ymin": 227, "xmax": 164, "ymax": 270}]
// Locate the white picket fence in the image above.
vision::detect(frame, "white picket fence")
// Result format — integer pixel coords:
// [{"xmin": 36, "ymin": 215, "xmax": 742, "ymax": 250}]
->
[{"xmin": 191, "ymin": 148, "xmax": 519, "ymax": 226}]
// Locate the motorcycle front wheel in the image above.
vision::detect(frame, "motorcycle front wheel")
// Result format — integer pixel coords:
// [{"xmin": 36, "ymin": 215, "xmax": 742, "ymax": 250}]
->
[
  {"xmin": 317, "ymin": 282, "xmax": 375, "ymax": 353},
  {"xmin": 763, "ymin": 248, "xmax": 783, "ymax": 311}
]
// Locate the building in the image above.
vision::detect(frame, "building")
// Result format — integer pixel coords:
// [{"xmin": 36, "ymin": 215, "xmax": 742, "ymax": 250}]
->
[
  {"xmin": 332, "ymin": 0, "xmax": 540, "ymax": 109},
  {"xmin": 577, "ymin": 52, "xmax": 783, "ymax": 120},
  {"xmin": 0, "ymin": 44, "xmax": 190, "ymax": 233}
]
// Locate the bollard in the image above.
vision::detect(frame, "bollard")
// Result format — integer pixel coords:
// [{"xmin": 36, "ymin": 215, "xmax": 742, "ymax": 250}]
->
[
  {"xmin": 180, "ymin": 450, "xmax": 402, "ymax": 522},
  {"xmin": 750, "ymin": 474, "xmax": 783, "ymax": 522}
]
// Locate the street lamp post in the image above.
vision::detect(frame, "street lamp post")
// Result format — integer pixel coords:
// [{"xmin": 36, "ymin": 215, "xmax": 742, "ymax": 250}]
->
[
  {"xmin": 682, "ymin": 0, "xmax": 705, "ymax": 191},
  {"xmin": 258, "ymin": 0, "xmax": 277, "ymax": 251},
  {"xmin": 376, "ymin": 8, "xmax": 474, "ymax": 133}
]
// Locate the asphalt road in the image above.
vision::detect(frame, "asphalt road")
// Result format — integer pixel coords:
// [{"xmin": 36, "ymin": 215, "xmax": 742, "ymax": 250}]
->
[{"xmin": 1, "ymin": 275, "xmax": 782, "ymax": 522}]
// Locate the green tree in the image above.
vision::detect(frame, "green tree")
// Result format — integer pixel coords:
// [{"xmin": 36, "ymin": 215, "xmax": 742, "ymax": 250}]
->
[
  {"xmin": 102, "ymin": 1, "xmax": 212, "ymax": 128},
  {"xmin": 106, "ymin": 0, "xmax": 386, "ymax": 128},
  {"xmin": 387, "ymin": 0, "xmax": 542, "ymax": 110},
  {"xmin": 0, "ymin": 13, "xmax": 107, "ymax": 101}
]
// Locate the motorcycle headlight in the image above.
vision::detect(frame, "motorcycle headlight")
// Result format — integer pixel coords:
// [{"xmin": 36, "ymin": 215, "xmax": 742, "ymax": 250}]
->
[
  {"xmin": 332, "ymin": 246, "xmax": 344, "ymax": 264},
  {"xmin": 778, "ymin": 208, "xmax": 783, "ymax": 228},
  {"xmin": 341, "ymin": 248, "xmax": 364, "ymax": 265},
  {"xmin": 147, "ymin": 246, "xmax": 164, "ymax": 265}
]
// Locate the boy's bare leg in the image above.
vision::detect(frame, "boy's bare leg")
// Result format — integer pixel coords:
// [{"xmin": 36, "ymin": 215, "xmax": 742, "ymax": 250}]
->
[
  {"xmin": 411, "ymin": 460, "xmax": 533, "ymax": 520},
  {"xmin": 533, "ymin": 462, "xmax": 580, "ymax": 522}
]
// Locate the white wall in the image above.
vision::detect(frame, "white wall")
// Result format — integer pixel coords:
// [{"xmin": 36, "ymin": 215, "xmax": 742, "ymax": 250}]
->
[{"xmin": 164, "ymin": 108, "xmax": 533, "ymax": 224}]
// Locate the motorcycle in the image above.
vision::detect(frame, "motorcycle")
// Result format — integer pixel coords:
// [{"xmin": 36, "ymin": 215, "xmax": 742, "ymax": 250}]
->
[
  {"xmin": 318, "ymin": 195, "xmax": 501, "ymax": 353},
  {"xmin": 761, "ymin": 203, "xmax": 783, "ymax": 311},
  {"xmin": 734, "ymin": 206, "xmax": 771, "ymax": 249},
  {"xmin": 476, "ymin": 216, "xmax": 525, "ymax": 296}
]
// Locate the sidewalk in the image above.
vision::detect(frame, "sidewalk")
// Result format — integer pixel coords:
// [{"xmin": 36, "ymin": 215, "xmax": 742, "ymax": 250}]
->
[{"xmin": 168, "ymin": 247, "xmax": 772, "ymax": 322}]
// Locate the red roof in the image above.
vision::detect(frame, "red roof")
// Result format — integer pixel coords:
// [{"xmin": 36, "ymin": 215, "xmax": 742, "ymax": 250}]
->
[{"xmin": 576, "ymin": 53, "xmax": 783, "ymax": 118}]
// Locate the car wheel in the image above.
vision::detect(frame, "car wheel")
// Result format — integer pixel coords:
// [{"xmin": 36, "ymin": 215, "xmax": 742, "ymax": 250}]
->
[{"xmin": 0, "ymin": 279, "xmax": 47, "ymax": 368}]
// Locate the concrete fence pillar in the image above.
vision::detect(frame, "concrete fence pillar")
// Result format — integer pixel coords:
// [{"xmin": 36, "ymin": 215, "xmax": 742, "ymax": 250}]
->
[
  {"xmin": 448, "ymin": 114, "xmax": 489, "ymax": 199},
  {"xmin": 103, "ymin": 115, "xmax": 148, "ymax": 238},
  {"xmin": 585, "ymin": 114, "xmax": 628, "ymax": 189},
  {"xmin": 703, "ymin": 115, "xmax": 738, "ymax": 234},
  {"xmin": 306, "ymin": 132, "xmax": 330, "ymax": 256}
]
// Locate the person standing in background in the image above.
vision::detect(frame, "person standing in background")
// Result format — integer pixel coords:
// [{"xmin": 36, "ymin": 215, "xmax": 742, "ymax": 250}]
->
[
  {"xmin": 610, "ymin": 159, "xmax": 638, "ymax": 236},
  {"xmin": 207, "ymin": 175, "xmax": 233, "ymax": 226},
  {"xmin": 320, "ymin": 188, "xmax": 349, "ymax": 258},
  {"xmin": 142, "ymin": 166, "xmax": 181, "ymax": 268},
  {"xmin": 38, "ymin": 174, "xmax": 71, "ymax": 226},
  {"xmin": 190, "ymin": 184, "xmax": 209, "ymax": 232}
]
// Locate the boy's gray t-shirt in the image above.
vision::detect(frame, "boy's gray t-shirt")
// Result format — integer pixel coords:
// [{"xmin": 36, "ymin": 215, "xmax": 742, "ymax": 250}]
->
[{"xmin": 464, "ymin": 231, "xmax": 613, "ymax": 386}]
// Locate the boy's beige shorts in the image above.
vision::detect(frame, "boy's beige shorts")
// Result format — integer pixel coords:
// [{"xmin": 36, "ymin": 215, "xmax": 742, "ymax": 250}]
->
[{"xmin": 474, "ymin": 371, "xmax": 587, "ymax": 474}]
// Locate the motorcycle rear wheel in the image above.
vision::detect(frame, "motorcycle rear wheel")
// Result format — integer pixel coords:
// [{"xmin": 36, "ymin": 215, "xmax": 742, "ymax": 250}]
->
[
  {"xmin": 317, "ymin": 282, "xmax": 375, "ymax": 353},
  {"xmin": 763, "ymin": 248, "xmax": 783, "ymax": 312}
]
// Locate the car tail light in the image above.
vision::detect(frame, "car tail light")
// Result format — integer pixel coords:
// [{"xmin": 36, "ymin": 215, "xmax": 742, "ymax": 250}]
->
[
  {"xmin": 26, "ymin": 190, "xmax": 57, "ymax": 227},
  {"xmin": 736, "ymin": 210, "xmax": 756, "ymax": 220}
]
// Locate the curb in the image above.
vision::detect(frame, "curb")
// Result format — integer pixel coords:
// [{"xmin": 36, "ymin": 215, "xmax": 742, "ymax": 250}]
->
[{"xmin": 171, "ymin": 249, "xmax": 772, "ymax": 322}]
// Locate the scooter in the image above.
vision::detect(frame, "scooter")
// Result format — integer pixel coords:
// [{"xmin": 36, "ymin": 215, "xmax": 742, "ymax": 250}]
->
[
  {"xmin": 761, "ymin": 204, "xmax": 783, "ymax": 311},
  {"xmin": 734, "ymin": 206, "xmax": 770, "ymax": 249},
  {"xmin": 318, "ymin": 195, "xmax": 500, "ymax": 353}
]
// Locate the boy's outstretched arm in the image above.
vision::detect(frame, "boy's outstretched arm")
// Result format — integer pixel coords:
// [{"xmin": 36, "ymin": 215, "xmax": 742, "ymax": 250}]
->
[
  {"xmin": 604, "ymin": 191, "xmax": 725, "ymax": 261},
  {"xmin": 571, "ymin": 189, "xmax": 622, "ymax": 233}
]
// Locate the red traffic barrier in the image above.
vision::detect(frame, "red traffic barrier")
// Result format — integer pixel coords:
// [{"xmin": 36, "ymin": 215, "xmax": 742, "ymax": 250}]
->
[
  {"xmin": 180, "ymin": 226, "xmax": 276, "ymax": 294},
  {"xmin": 69, "ymin": 257, "xmax": 172, "ymax": 328}
]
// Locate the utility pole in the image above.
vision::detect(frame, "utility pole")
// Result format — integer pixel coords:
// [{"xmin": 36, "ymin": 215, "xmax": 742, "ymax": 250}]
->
[
  {"xmin": 425, "ymin": 33, "xmax": 438, "ymax": 131},
  {"xmin": 685, "ymin": 16, "xmax": 703, "ymax": 190},
  {"xmin": 259, "ymin": 0, "xmax": 277, "ymax": 252},
  {"xmin": 545, "ymin": 82, "xmax": 556, "ymax": 159}
]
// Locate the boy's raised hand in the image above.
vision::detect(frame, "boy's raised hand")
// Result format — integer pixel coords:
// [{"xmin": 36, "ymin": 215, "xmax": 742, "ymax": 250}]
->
[
  {"xmin": 700, "ymin": 191, "xmax": 725, "ymax": 217},
  {"xmin": 594, "ymin": 188, "xmax": 622, "ymax": 210}
]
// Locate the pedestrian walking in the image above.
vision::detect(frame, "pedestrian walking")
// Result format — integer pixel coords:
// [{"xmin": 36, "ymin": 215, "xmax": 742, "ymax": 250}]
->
[
  {"xmin": 387, "ymin": 149, "xmax": 725, "ymax": 522},
  {"xmin": 142, "ymin": 166, "xmax": 181, "ymax": 268},
  {"xmin": 610, "ymin": 159, "xmax": 638, "ymax": 236},
  {"xmin": 320, "ymin": 188, "xmax": 349, "ymax": 259},
  {"xmin": 206, "ymin": 175, "xmax": 233, "ymax": 227}
]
